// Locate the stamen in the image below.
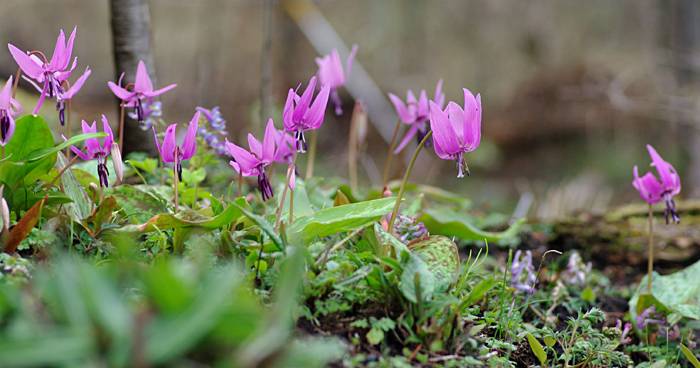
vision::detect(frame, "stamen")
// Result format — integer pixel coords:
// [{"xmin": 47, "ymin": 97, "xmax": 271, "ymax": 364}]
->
[
  {"xmin": 455, "ymin": 153, "xmax": 470, "ymax": 178},
  {"xmin": 0, "ymin": 112, "xmax": 8, "ymax": 141},
  {"xmin": 57, "ymin": 101, "xmax": 66, "ymax": 126},
  {"xmin": 663, "ymin": 194, "xmax": 680, "ymax": 224},
  {"xmin": 295, "ymin": 131, "xmax": 307, "ymax": 153},
  {"xmin": 135, "ymin": 98, "xmax": 145, "ymax": 123},
  {"xmin": 177, "ymin": 162, "xmax": 183, "ymax": 182},
  {"xmin": 258, "ymin": 171, "xmax": 274, "ymax": 202}
]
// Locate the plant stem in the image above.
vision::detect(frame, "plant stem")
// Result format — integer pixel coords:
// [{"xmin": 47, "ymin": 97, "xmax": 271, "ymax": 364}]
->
[
  {"xmin": 648, "ymin": 202, "xmax": 653, "ymax": 294},
  {"xmin": 238, "ymin": 170, "xmax": 243, "ymax": 198},
  {"xmin": 289, "ymin": 188, "xmax": 295, "ymax": 224},
  {"xmin": 12, "ymin": 68, "xmax": 20, "ymax": 99},
  {"xmin": 305, "ymin": 129, "xmax": 317, "ymax": 180},
  {"xmin": 387, "ymin": 130, "xmax": 432, "ymax": 233},
  {"xmin": 275, "ymin": 149, "xmax": 299, "ymax": 232},
  {"xmin": 381, "ymin": 118, "xmax": 402, "ymax": 189},
  {"xmin": 1, "ymin": 146, "xmax": 4, "ymax": 161},
  {"xmin": 119, "ymin": 102, "xmax": 125, "ymax": 152},
  {"xmin": 348, "ymin": 104, "xmax": 360, "ymax": 193},
  {"xmin": 47, "ymin": 148, "xmax": 86, "ymax": 189},
  {"xmin": 174, "ymin": 146, "xmax": 179, "ymax": 215},
  {"xmin": 192, "ymin": 182, "xmax": 198, "ymax": 209}
]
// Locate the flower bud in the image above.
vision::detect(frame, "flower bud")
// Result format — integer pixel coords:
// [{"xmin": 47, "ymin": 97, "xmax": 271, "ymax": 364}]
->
[
  {"xmin": 0, "ymin": 185, "xmax": 9, "ymax": 233},
  {"xmin": 111, "ymin": 142, "xmax": 123, "ymax": 181}
]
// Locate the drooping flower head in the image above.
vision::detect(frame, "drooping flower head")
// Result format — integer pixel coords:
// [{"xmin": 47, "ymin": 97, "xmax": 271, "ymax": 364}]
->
[
  {"xmin": 633, "ymin": 145, "xmax": 681, "ymax": 223},
  {"xmin": 389, "ymin": 80, "xmax": 445, "ymax": 153},
  {"xmin": 195, "ymin": 106, "xmax": 228, "ymax": 155},
  {"xmin": 153, "ymin": 111, "xmax": 199, "ymax": 182},
  {"xmin": 283, "ymin": 76, "xmax": 330, "ymax": 153},
  {"xmin": 63, "ymin": 115, "xmax": 117, "ymax": 187},
  {"xmin": 225, "ymin": 119, "xmax": 278, "ymax": 201},
  {"xmin": 109, "ymin": 60, "xmax": 176, "ymax": 124},
  {"xmin": 315, "ymin": 44, "xmax": 358, "ymax": 115},
  {"xmin": 8, "ymin": 26, "xmax": 91, "ymax": 125},
  {"xmin": 429, "ymin": 88, "xmax": 481, "ymax": 178},
  {"xmin": 0, "ymin": 76, "xmax": 22, "ymax": 146}
]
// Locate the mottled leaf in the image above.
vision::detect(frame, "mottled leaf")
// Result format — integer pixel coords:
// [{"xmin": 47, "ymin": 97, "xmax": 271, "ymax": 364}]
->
[
  {"xmin": 400, "ymin": 253, "xmax": 435, "ymax": 303},
  {"xmin": 104, "ymin": 185, "xmax": 168, "ymax": 223},
  {"xmin": 419, "ymin": 209, "xmax": 523, "ymax": 242},
  {"xmin": 407, "ymin": 235, "xmax": 460, "ymax": 292}
]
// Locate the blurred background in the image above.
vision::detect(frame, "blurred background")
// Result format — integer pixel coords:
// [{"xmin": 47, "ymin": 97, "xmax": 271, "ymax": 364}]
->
[{"xmin": 1, "ymin": 0, "xmax": 699, "ymax": 219}]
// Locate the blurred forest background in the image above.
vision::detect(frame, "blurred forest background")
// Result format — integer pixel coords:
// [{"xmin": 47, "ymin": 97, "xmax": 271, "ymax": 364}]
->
[{"xmin": 1, "ymin": 0, "xmax": 699, "ymax": 219}]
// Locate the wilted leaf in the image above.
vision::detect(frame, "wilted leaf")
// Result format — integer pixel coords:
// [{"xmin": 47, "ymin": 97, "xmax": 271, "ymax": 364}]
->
[{"xmin": 2, "ymin": 194, "xmax": 47, "ymax": 253}]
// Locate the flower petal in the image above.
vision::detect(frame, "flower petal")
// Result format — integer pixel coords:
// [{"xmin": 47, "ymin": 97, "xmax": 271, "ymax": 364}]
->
[
  {"xmin": 144, "ymin": 83, "xmax": 177, "ymax": 97},
  {"xmin": 393, "ymin": 123, "xmax": 420, "ymax": 154},
  {"xmin": 160, "ymin": 124, "xmax": 177, "ymax": 162},
  {"xmin": 101, "ymin": 115, "xmax": 114, "ymax": 153},
  {"xmin": 633, "ymin": 166, "xmax": 664, "ymax": 203},
  {"xmin": 293, "ymin": 76, "xmax": 317, "ymax": 124},
  {"xmin": 180, "ymin": 111, "xmax": 199, "ymax": 160},
  {"xmin": 8, "ymin": 44, "xmax": 44, "ymax": 79},
  {"xmin": 462, "ymin": 93, "xmax": 482, "ymax": 151},
  {"xmin": 647, "ymin": 145, "xmax": 680, "ymax": 194},
  {"xmin": 108, "ymin": 81, "xmax": 134, "ymax": 101},
  {"xmin": 262, "ymin": 118, "xmax": 276, "ymax": 163},
  {"xmin": 429, "ymin": 101, "xmax": 460, "ymax": 156},
  {"xmin": 448, "ymin": 101, "xmax": 465, "ymax": 145},
  {"xmin": 416, "ymin": 90, "xmax": 429, "ymax": 120},
  {"xmin": 389, "ymin": 93, "xmax": 414, "ymax": 124},
  {"xmin": 247, "ymin": 133, "xmax": 263, "ymax": 158},
  {"xmin": 305, "ymin": 82, "xmax": 330, "ymax": 130},
  {"xmin": 60, "ymin": 67, "xmax": 91, "ymax": 99},
  {"xmin": 0, "ymin": 115, "xmax": 15, "ymax": 146},
  {"xmin": 434, "ymin": 79, "xmax": 445, "ymax": 108},
  {"xmin": 62, "ymin": 134, "xmax": 90, "ymax": 160},
  {"xmin": 0, "ymin": 76, "xmax": 13, "ymax": 109},
  {"xmin": 225, "ymin": 139, "xmax": 259, "ymax": 176},
  {"xmin": 134, "ymin": 60, "xmax": 153, "ymax": 93},
  {"xmin": 82, "ymin": 120, "xmax": 100, "ymax": 155},
  {"xmin": 283, "ymin": 88, "xmax": 297, "ymax": 132},
  {"xmin": 346, "ymin": 44, "xmax": 358, "ymax": 82},
  {"xmin": 48, "ymin": 29, "xmax": 67, "ymax": 71}
]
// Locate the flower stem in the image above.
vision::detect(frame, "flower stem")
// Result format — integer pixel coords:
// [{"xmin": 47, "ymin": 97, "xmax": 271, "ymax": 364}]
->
[
  {"xmin": 648, "ymin": 202, "xmax": 654, "ymax": 294},
  {"xmin": 12, "ymin": 68, "xmax": 21, "ymax": 99},
  {"xmin": 47, "ymin": 147, "xmax": 86, "ymax": 190},
  {"xmin": 238, "ymin": 170, "xmax": 243, "ymax": 198},
  {"xmin": 66, "ymin": 98, "xmax": 72, "ymax": 159},
  {"xmin": 382, "ymin": 118, "xmax": 402, "ymax": 189},
  {"xmin": 305, "ymin": 129, "xmax": 318, "ymax": 180},
  {"xmin": 388, "ymin": 130, "xmax": 432, "ymax": 234},
  {"xmin": 119, "ymin": 102, "xmax": 125, "ymax": 153},
  {"xmin": 174, "ymin": 147, "xmax": 180, "ymax": 215},
  {"xmin": 276, "ymin": 149, "xmax": 299, "ymax": 232},
  {"xmin": 289, "ymin": 188, "xmax": 295, "ymax": 224}
]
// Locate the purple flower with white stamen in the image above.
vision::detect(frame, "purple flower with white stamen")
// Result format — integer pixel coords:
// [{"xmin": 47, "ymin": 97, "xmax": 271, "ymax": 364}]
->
[
  {"xmin": 389, "ymin": 80, "xmax": 444, "ymax": 153},
  {"xmin": 8, "ymin": 27, "xmax": 91, "ymax": 126},
  {"xmin": 429, "ymin": 88, "xmax": 481, "ymax": 178},
  {"xmin": 63, "ymin": 115, "xmax": 118, "ymax": 188},
  {"xmin": 225, "ymin": 119, "xmax": 278, "ymax": 201},
  {"xmin": 109, "ymin": 60, "xmax": 176, "ymax": 124},
  {"xmin": 283, "ymin": 76, "xmax": 330, "ymax": 153}
]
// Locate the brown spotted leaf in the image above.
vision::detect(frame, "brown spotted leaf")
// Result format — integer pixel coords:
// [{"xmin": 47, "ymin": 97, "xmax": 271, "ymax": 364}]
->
[{"xmin": 407, "ymin": 235, "xmax": 460, "ymax": 292}]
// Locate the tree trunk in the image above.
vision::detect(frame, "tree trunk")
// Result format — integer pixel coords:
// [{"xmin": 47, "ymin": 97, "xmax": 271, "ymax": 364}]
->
[{"xmin": 109, "ymin": 0, "xmax": 158, "ymax": 156}]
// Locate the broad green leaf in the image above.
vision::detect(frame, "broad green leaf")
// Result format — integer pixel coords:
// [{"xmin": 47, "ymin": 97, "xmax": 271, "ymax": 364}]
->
[
  {"xmin": 582, "ymin": 288, "xmax": 596, "ymax": 302},
  {"xmin": 366, "ymin": 327, "xmax": 384, "ymax": 345},
  {"xmin": 400, "ymin": 253, "xmax": 436, "ymax": 303},
  {"xmin": 647, "ymin": 360, "xmax": 667, "ymax": 368},
  {"xmin": 681, "ymin": 344, "xmax": 700, "ymax": 368},
  {"xmin": 629, "ymin": 258, "xmax": 700, "ymax": 327},
  {"xmin": 407, "ymin": 235, "xmax": 460, "ymax": 292},
  {"xmin": 526, "ymin": 333, "xmax": 547, "ymax": 366},
  {"xmin": 81, "ymin": 195, "xmax": 119, "ymax": 236},
  {"xmin": 181, "ymin": 167, "xmax": 206, "ymax": 185},
  {"xmin": 0, "ymin": 331, "xmax": 96, "ymax": 366},
  {"xmin": 231, "ymin": 202, "xmax": 285, "ymax": 252},
  {"xmin": 56, "ymin": 152, "xmax": 92, "ymax": 221},
  {"xmin": 41, "ymin": 168, "xmax": 99, "ymax": 192},
  {"xmin": 419, "ymin": 209, "xmax": 524, "ymax": 242},
  {"xmin": 0, "ymin": 115, "xmax": 55, "ymax": 190},
  {"xmin": 104, "ymin": 184, "xmax": 168, "ymax": 223},
  {"xmin": 373, "ymin": 222, "xmax": 409, "ymax": 258},
  {"xmin": 11, "ymin": 186, "xmax": 72, "ymax": 211},
  {"xmin": 460, "ymin": 278, "xmax": 497, "ymax": 308},
  {"xmin": 287, "ymin": 197, "xmax": 395, "ymax": 244},
  {"xmin": 126, "ymin": 157, "xmax": 159, "ymax": 175},
  {"xmin": 277, "ymin": 179, "xmax": 315, "ymax": 219}
]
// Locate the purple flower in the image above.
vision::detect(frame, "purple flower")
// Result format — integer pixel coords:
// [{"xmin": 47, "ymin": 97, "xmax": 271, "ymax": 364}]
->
[
  {"xmin": 389, "ymin": 80, "xmax": 445, "ymax": 153},
  {"xmin": 195, "ymin": 106, "xmax": 228, "ymax": 155},
  {"xmin": 225, "ymin": 119, "xmax": 278, "ymax": 201},
  {"xmin": 429, "ymin": 88, "xmax": 481, "ymax": 178},
  {"xmin": 510, "ymin": 250, "xmax": 537, "ymax": 294},
  {"xmin": 564, "ymin": 252, "xmax": 592, "ymax": 286},
  {"xmin": 109, "ymin": 60, "xmax": 176, "ymax": 124},
  {"xmin": 0, "ymin": 76, "xmax": 22, "ymax": 146},
  {"xmin": 283, "ymin": 76, "xmax": 330, "ymax": 153},
  {"xmin": 616, "ymin": 320, "xmax": 633, "ymax": 345},
  {"xmin": 153, "ymin": 111, "xmax": 199, "ymax": 183},
  {"xmin": 633, "ymin": 145, "xmax": 681, "ymax": 223},
  {"xmin": 63, "ymin": 115, "xmax": 115, "ymax": 187},
  {"xmin": 129, "ymin": 97, "xmax": 162, "ymax": 131},
  {"xmin": 8, "ymin": 27, "xmax": 91, "ymax": 125},
  {"xmin": 315, "ymin": 44, "xmax": 357, "ymax": 115},
  {"xmin": 393, "ymin": 213, "xmax": 428, "ymax": 243}
]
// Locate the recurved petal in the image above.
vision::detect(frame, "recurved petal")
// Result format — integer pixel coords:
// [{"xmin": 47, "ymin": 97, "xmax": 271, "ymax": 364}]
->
[
  {"xmin": 101, "ymin": 115, "xmax": 114, "ymax": 153},
  {"xmin": 293, "ymin": 77, "xmax": 317, "ymax": 124},
  {"xmin": 429, "ymin": 101, "xmax": 460, "ymax": 156},
  {"xmin": 389, "ymin": 93, "xmax": 414, "ymax": 124},
  {"xmin": 346, "ymin": 44, "xmax": 358, "ymax": 81},
  {"xmin": 134, "ymin": 60, "xmax": 154, "ymax": 93},
  {"xmin": 283, "ymin": 89, "xmax": 297, "ymax": 132},
  {"xmin": 160, "ymin": 124, "xmax": 177, "ymax": 162},
  {"xmin": 225, "ymin": 139, "xmax": 259, "ymax": 176},
  {"xmin": 434, "ymin": 79, "xmax": 445, "ymax": 108},
  {"xmin": 181, "ymin": 112, "xmax": 200, "ymax": 160},
  {"xmin": 145, "ymin": 83, "xmax": 177, "ymax": 97},
  {"xmin": 633, "ymin": 166, "xmax": 664, "ymax": 203},
  {"xmin": 262, "ymin": 118, "xmax": 277, "ymax": 163},
  {"xmin": 8, "ymin": 44, "xmax": 44, "ymax": 79},
  {"xmin": 108, "ymin": 81, "xmax": 134, "ymax": 101},
  {"xmin": 60, "ymin": 26, "xmax": 78, "ymax": 71},
  {"xmin": 647, "ymin": 145, "xmax": 680, "ymax": 194},
  {"xmin": 62, "ymin": 134, "xmax": 90, "ymax": 160},
  {"xmin": 247, "ymin": 133, "xmax": 263, "ymax": 158},
  {"xmin": 0, "ymin": 115, "xmax": 15, "ymax": 146},
  {"xmin": 462, "ymin": 92, "xmax": 482, "ymax": 151},
  {"xmin": 448, "ymin": 102, "xmax": 465, "ymax": 145},
  {"xmin": 0, "ymin": 76, "xmax": 13, "ymax": 108},
  {"xmin": 49, "ymin": 29, "xmax": 67, "ymax": 71},
  {"xmin": 305, "ymin": 83, "xmax": 330, "ymax": 130},
  {"xmin": 60, "ymin": 67, "xmax": 91, "ymax": 100},
  {"xmin": 393, "ymin": 123, "xmax": 420, "ymax": 154},
  {"xmin": 82, "ymin": 120, "xmax": 100, "ymax": 154}
]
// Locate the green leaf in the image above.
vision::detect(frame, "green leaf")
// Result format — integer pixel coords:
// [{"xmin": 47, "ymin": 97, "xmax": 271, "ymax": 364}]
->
[
  {"xmin": 460, "ymin": 278, "xmax": 497, "ymax": 308},
  {"xmin": 0, "ymin": 331, "xmax": 96, "ymax": 366},
  {"xmin": 647, "ymin": 360, "xmax": 667, "ymax": 368},
  {"xmin": 543, "ymin": 336, "xmax": 556, "ymax": 348},
  {"xmin": 104, "ymin": 185, "xmax": 168, "ymax": 223},
  {"xmin": 56, "ymin": 152, "xmax": 92, "ymax": 221},
  {"xmin": 629, "ymin": 257, "xmax": 700, "ymax": 327},
  {"xmin": 181, "ymin": 167, "xmax": 206, "ymax": 185},
  {"xmin": 231, "ymin": 202, "xmax": 285, "ymax": 253},
  {"xmin": 0, "ymin": 115, "xmax": 55, "ymax": 190},
  {"xmin": 373, "ymin": 222, "xmax": 410, "ymax": 258},
  {"xmin": 418, "ymin": 209, "xmax": 524, "ymax": 242},
  {"xmin": 277, "ymin": 179, "xmax": 315, "ymax": 219},
  {"xmin": 287, "ymin": 197, "xmax": 395, "ymax": 244},
  {"xmin": 400, "ymin": 253, "xmax": 436, "ymax": 303},
  {"xmin": 366, "ymin": 327, "xmax": 384, "ymax": 345},
  {"xmin": 26, "ymin": 131, "xmax": 107, "ymax": 163},
  {"xmin": 681, "ymin": 344, "xmax": 700, "ymax": 368},
  {"xmin": 407, "ymin": 235, "xmax": 460, "ymax": 292},
  {"xmin": 81, "ymin": 195, "xmax": 119, "ymax": 235},
  {"xmin": 526, "ymin": 333, "xmax": 547, "ymax": 366},
  {"xmin": 582, "ymin": 288, "xmax": 596, "ymax": 302}
]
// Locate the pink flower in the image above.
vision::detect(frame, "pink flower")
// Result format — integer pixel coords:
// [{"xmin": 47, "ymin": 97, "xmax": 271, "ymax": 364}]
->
[
  {"xmin": 8, "ymin": 26, "xmax": 91, "ymax": 125},
  {"xmin": 225, "ymin": 119, "xmax": 278, "ymax": 201},
  {"xmin": 429, "ymin": 88, "xmax": 481, "ymax": 178},
  {"xmin": 153, "ymin": 111, "xmax": 199, "ymax": 182},
  {"xmin": 633, "ymin": 145, "xmax": 681, "ymax": 223},
  {"xmin": 109, "ymin": 60, "xmax": 176, "ymax": 124},
  {"xmin": 283, "ymin": 76, "xmax": 330, "ymax": 153},
  {"xmin": 389, "ymin": 80, "xmax": 444, "ymax": 153},
  {"xmin": 315, "ymin": 45, "xmax": 357, "ymax": 115},
  {"xmin": 63, "ymin": 115, "xmax": 116, "ymax": 187},
  {"xmin": 273, "ymin": 129, "xmax": 296, "ymax": 164},
  {"xmin": 0, "ymin": 76, "xmax": 22, "ymax": 146}
]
